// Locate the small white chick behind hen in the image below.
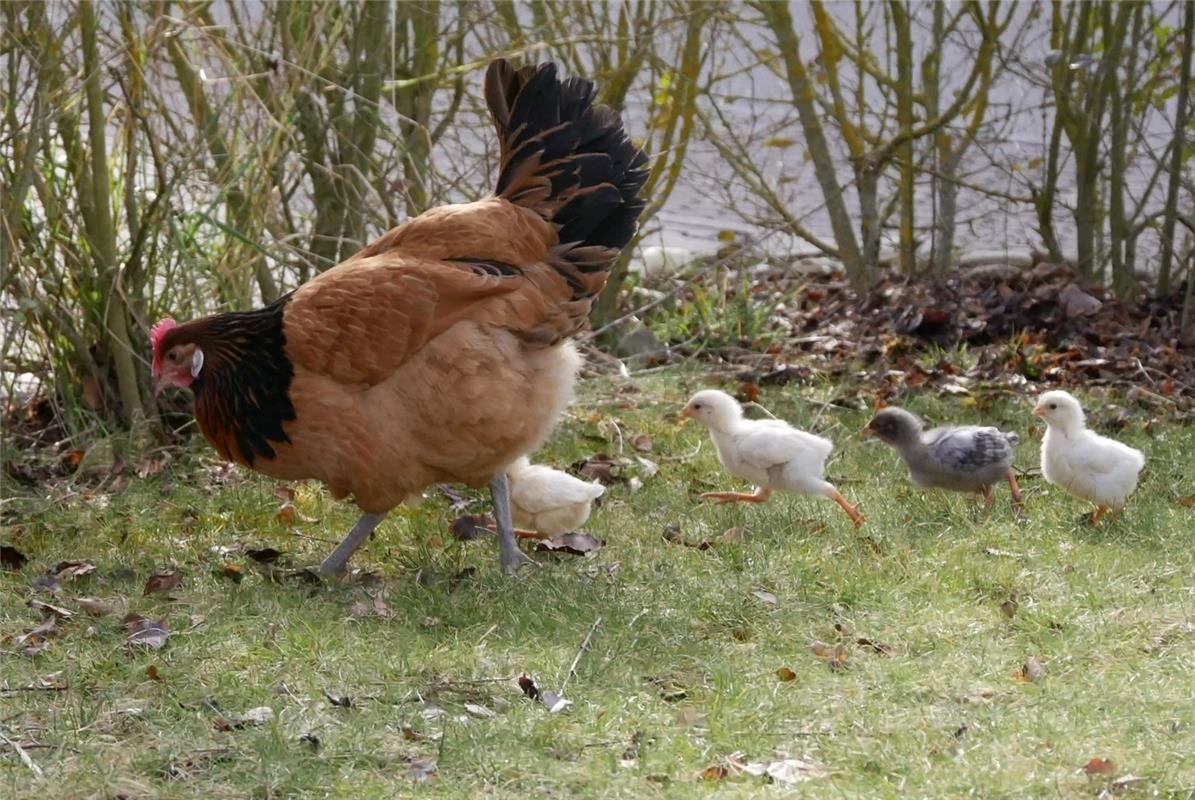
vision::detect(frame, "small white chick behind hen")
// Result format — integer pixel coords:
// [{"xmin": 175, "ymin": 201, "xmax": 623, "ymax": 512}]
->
[
  {"xmin": 505, "ymin": 456, "xmax": 605, "ymax": 536},
  {"xmin": 680, "ymin": 389, "xmax": 864, "ymax": 527},
  {"xmin": 1033, "ymin": 390, "xmax": 1145, "ymax": 523}
]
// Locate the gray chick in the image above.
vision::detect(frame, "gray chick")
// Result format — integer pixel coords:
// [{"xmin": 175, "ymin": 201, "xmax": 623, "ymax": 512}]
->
[{"xmin": 863, "ymin": 407, "xmax": 1024, "ymax": 512}]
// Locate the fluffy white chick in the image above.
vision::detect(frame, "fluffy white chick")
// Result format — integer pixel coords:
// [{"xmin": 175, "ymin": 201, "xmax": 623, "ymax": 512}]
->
[
  {"xmin": 505, "ymin": 456, "xmax": 605, "ymax": 536},
  {"xmin": 680, "ymin": 389, "xmax": 864, "ymax": 527},
  {"xmin": 1033, "ymin": 390, "xmax": 1145, "ymax": 523}
]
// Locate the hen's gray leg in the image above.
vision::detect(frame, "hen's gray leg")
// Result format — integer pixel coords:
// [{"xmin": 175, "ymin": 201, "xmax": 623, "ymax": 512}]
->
[
  {"xmin": 490, "ymin": 473, "xmax": 534, "ymax": 574},
  {"xmin": 318, "ymin": 512, "xmax": 387, "ymax": 577}
]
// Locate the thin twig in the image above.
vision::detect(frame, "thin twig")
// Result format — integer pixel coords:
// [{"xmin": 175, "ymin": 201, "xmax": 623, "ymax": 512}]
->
[
  {"xmin": 0, "ymin": 727, "xmax": 43, "ymax": 778},
  {"xmin": 560, "ymin": 617, "xmax": 603, "ymax": 694}
]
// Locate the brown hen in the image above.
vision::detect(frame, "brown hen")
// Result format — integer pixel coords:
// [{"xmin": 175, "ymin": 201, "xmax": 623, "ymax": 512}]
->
[{"xmin": 151, "ymin": 59, "xmax": 648, "ymax": 576}]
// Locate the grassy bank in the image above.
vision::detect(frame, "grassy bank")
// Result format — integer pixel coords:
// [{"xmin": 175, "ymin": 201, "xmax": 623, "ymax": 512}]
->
[{"xmin": 2, "ymin": 373, "xmax": 1194, "ymax": 798}]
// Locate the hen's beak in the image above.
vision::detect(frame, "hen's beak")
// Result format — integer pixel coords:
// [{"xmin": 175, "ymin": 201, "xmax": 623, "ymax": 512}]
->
[
  {"xmin": 153, "ymin": 375, "xmax": 171, "ymax": 398},
  {"xmin": 860, "ymin": 426, "xmax": 875, "ymax": 438},
  {"xmin": 1031, "ymin": 405, "xmax": 1046, "ymax": 417}
]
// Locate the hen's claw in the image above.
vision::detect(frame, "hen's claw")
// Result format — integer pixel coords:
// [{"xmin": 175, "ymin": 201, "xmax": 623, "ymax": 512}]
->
[{"xmin": 500, "ymin": 545, "xmax": 537, "ymax": 575}]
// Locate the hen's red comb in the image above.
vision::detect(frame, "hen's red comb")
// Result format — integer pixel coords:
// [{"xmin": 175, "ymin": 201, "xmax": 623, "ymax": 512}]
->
[{"xmin": 150, "ymin": 318, "xmax": 178, "ymax": 377}]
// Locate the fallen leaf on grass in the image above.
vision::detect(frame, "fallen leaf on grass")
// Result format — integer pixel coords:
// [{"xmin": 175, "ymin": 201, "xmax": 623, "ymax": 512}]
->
[
  {"xmin": 214, "ymin": 706, "xmax": 275, "ymax": 731},
  {"xmin": 135, "ymin": 455, "xmax": 170, "ymax": 478},
  {"xmin": 124, "ymin": 615, "xmax": 170, "ymax": 650},
  {"xmin": 274, "ymin": 485, "xmax": 296, "ymax": 503},
  {"xmin": 464, "ymin": 703, "xmax": 497, "ymax": 719},
  {"xmin": 856, "ymin": 637, "xmax": 895, "ymax": 656},
  {"xmin": 739, "ymin": 755, "xmax": 828, "ymax": 784},
  {"xmin": 1000, "ymin": 598, "xmax": 1019, "ymax": 618},
  {"xmin": 55, "ymin": 560, "xmax": 96, "ymax": 580},
  {"xmin": 76, "ymin": 597, "xmax": 114, "ymax": 617},
  {"xmin": 776, "ymin": 667, "xmax": 797, "ymax": 682},
  {"xmin": 701, "ymin": 765, "xmax": 729, "ymax": 782},
  {"xmin": 662, "ymin": 523, "xmax": 715, "ymax": 550},
  {"xmin": 517, "ymin": 674, "xmax": 571, "ymax": 713},
  {"xmin": 572, "ymin": 453, "xmax": 630, "ymax": 485},
  {"xmin": 299, "ymin": 732, "xmax": 321, "ymax": 749},
  {"xmin": 535, "ymin": 532, "xmax": 604, "ymax": 556},
  {"xmin": 409, "ymin": 759, "xmax": 438, "ymax": 783},
  {"xmin": 1178, "ymin": 495, "xmax": 1195, "ymax": 508},
  {"xmin": 27, "ymin": 599, "xmax": 73, "ymax": 618},
  {"xmin": 751, "ymin": 589, "xmax": 778, "ymax": 605},
  {"xmin": 631, "ymin": 433, "xmax": 653, "ymax": 452},
  {"xmin": 245, "ymin": 548, "xmax": 282, "ymax": 564},
  {"xmin": 14, "ymin": 618, "xmax": 58, "ymax": 656},
  {"xmin": 1, "ymin": 545, "xmax": 28, "ymax": 570},
  {"xmin": 1111, "ymin": 775, "xmax": 1147, "ymax": 792},
  {"xmin": 147, "ymin": 664, "xmax": 161, "ymax": 681},
  {"xmin": 1015, "ymin": 655, "xmax": 1047, "ymax": 683},
  {"xmin": 811, "ymin": 642, "xmax": 850, "ymax": 671},
  {"xmin": 1084, "ymin": 757, "xmax": 1116, "ymax": 776},
  {"xmin": 144, "ymin": 571, "xmax": 181, "ymax": 595},
  {"xmin": 220, "ymin": 563, "xmax": 243, "ymax": 583},
  {"xmin": 450, "ymin": 514, "xmax": 493, "ymax": 541},
  {"xmin": 322, "ymin": 689, "xmax": 352, "ymax": 708}
]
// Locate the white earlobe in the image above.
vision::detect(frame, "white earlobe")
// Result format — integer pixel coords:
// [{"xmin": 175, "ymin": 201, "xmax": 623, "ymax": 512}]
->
[{"xmin": 190, "ymin": 348, "xmax": 205, "ymax": 378}]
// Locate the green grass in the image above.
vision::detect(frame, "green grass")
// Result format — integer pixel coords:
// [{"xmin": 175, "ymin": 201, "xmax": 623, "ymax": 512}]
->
[{"xmin": 3, "ymin": 374, "xmax": 1195, "ymax": 798}]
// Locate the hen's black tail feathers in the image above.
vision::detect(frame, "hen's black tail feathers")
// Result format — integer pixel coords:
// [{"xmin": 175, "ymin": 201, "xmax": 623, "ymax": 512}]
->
[{"xmin": 485, "ymin": 58, "xmax": 648, "ymax": 301}]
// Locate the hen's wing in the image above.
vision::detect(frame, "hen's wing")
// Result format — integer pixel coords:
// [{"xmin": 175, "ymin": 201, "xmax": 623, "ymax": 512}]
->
[
  {"xmin": 924, "ymin": 426, "xmax": 1016, "ymax": 474},
  {"xmin": 511, "ymin": 466, "xmax": 604, "ymax": 513},
  {"xmin": 283, "ymin": 229, "xmax": 582, "ymax": 388},
  {"xmin": 736, "ymin": 422, "xmax": 833, "ymax": 471}
]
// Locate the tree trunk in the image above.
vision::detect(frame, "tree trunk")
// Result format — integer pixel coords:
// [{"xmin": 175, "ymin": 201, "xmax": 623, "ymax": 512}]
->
[
  {"xmin": 80, "ymin": 0, "xmax": 147, "ymax": 424},
  {"xmin": 1158, "ymin": 0, "xmax": 1193, "ymax": 296},
  {"xmin": 755, "ymin": 0, "xmax": 866, "ymax": 290},
  {"xmin": 891, "ymin": 1, "xmax": 916, "ymax": 274}
]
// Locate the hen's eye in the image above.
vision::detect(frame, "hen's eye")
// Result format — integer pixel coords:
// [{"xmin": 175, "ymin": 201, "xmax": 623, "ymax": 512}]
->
[{"xmin": 168, "ymin": 352, "xmax": 178, "ymax": 362}]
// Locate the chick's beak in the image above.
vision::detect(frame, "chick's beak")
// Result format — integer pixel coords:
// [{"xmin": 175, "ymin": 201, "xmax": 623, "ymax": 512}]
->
[
  {"xmin": 1031, "ymin": 405, "xmax": 1046, "ymax": 417},
  {"xmin": 677, "ymin": 406, "xmax": 694, "ymax": 426},
  {"xmin": 860, "ymin": 425, "xmax": 875, "ymax": 438}
]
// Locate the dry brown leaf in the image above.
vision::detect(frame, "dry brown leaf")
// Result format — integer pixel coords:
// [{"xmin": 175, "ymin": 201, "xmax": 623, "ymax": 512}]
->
[
  {"xmin": 811, "ymin": 641, "xmax": 850, "ymax": 671},
  {"xmin": 1, "ymin": 545, "xmax": 28, "ymax": 570},
  {"xmin": 776, "ymin": 667, "xmax": 797, "ymax": 682},
  {"xmin": 124, "ymin": 616, "xmax": 170, "ymax": 650},
  {"xmin": 535, "ymin": 532, "xmax": 604, "ymax": 556},
  {"xmin": 1016, "ymin": 655, "xmax": 1047, "ymax": 683},
  {"xmin": 144, "ymin": 571, "xmax": 181, "ymax": 595},
  {"xmin": 27, "ymin": 599, "xmax": 73, "ymax": 619},
  {"xmin": 147, "ymin": 664, "xmax": 161, "ymax": 681},
  {"xmin": 77, "ymin": 597, "xmax": 114, "ymax": 617},
  {"xmin": 856, "ymin": 637, "xmax": 895, "ymax": 656},
  {"xmin": 1083, "ymin": 757, "xmax": 1115, "ymax": 776},
  {"xmin": 1000, "ymin": 598, "xmax": 1019, "ymax": 618},
  {"xmin": 274, "ymin": 485, "xmax": 296, "ymax": 503},
  {"xmin": 55, "ymin": 560, "xmax": 96, "ymax": 580},
  {"xmin": 631, "ymin": 433, "xmax": 653, "ymax": 452},
  {"xmin": 245, "ymin": 548, "xmax": 282, "ymax": 564},
  {"xmin": 701, "ymin": 765, "xmax": 729, "ymax": 782},
  {"xmin": 1178, "ymin": 495, "xmax": 1195, "ymax": 508}
]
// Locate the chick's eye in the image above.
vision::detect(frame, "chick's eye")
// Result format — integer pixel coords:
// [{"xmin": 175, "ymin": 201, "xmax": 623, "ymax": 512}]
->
[
  {"xmin": 693, "ymin": 403, "xmax": 702, "ymax": 410},
  {"xmin": 1049, "ymin": 403, "xmax": 1057, "ymax": 410}
]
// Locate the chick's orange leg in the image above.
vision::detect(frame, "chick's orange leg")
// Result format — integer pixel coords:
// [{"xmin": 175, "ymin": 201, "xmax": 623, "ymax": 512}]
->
[
  {"xmin": 829, "ymin": 489, "xmax": 866, "ymax": 528},
  {"xmin": 701, "ymin": 487, "xmax": 773, "ymax": 504},
  {"xmin": 981, "ymin": 485, "xmax": 996, "ymax": 512},
  {"xmin": 1006, "ymin": 471, "xmax": 1025, "ymax": 515}
]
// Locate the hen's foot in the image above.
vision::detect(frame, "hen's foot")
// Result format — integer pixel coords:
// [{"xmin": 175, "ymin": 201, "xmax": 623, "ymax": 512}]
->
[
  {"xmin": 318, "ymin": 512, "xmax": 387, "ymax": 578},
  {"xmin": 500, "ymin": 544, "xmax": 537, "ymax": 575}
]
